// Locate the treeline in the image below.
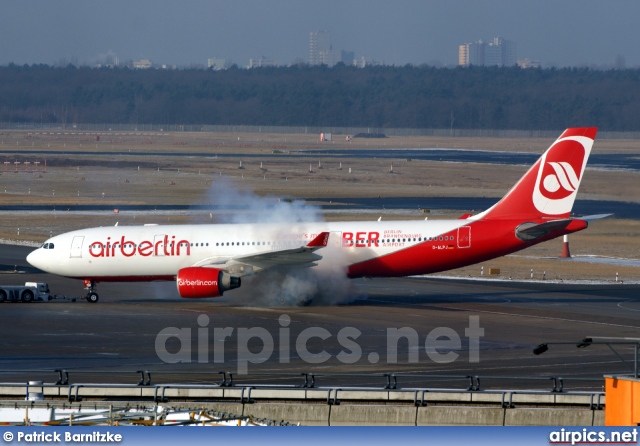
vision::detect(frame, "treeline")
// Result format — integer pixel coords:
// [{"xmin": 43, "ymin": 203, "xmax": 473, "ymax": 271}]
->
[{"xmin": 1, "ymin": 63, "xmax": 640, "ymax": 131}]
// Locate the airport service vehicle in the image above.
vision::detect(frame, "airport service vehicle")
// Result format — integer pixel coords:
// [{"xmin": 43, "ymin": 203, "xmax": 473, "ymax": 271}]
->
[
  {"xmin": 0, "ymin": 282, "xmax": 50, "ymax": 303},
  {"xmin": 27, "ymin": 128, "xmax": 602, "ymax": 303}
]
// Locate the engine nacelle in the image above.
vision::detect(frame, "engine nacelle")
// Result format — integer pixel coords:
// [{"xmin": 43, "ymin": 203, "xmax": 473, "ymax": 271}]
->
[{"xmin": 176, "ymin": 267, "xmax": 241, "ymax": 299}]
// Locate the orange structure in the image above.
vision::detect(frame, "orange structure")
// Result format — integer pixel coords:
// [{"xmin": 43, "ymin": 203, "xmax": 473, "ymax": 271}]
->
[
  {"xmin": 561, "ymin": 234, "xmax": 571, "ymax": 258},
  {"xmin": 604, "ymin": 375, "xmax": 640, "ymax": 425}
]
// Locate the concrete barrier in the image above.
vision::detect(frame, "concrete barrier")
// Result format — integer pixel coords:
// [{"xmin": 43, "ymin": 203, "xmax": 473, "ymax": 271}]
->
[
  {"xmin": 329, "ymin": 405, "xmax": 417, "ymax": 426},
  {"xmin": 469, "ymin": 393, "xmax": 507, "ymax": 404},
  {"xmin": 248, "ymin": 389, "xmax": 309, "ymax": 400},
  {"xmin": 244, "ymin": 403, "xmax": 330, "ymax": 426},
  {"xmin": 0, "ymin": 384, "xmax": 605, "ymax": 426},
  {"xmin": 332, "ymin": 390, "xmax": 390, "ymax": 401},
  {"xmin": 390, "ymin": 390, "xmax": 477, "ymax": 404},
  {"xmin": 593, "ymin": 410, "xmax": 605, "ymax": 426},
  {"xmin": 161, "ymin": 388, "xmax": 224, "ymax": 399},
  {"xmin": 504, "ymin": 408, "xmax": 596, "ymax": 426},
  {"xmin": 417, "ymin": 406, "xmax": 505, "ymax": 426}
]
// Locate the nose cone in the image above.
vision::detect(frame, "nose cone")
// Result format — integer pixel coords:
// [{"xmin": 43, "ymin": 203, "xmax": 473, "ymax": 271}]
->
[{"xmin": 27, "ymin": 249, "xmax": 45, "ymax": 271}]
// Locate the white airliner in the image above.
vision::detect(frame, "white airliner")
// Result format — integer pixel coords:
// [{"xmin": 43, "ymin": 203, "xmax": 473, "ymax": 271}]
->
[{"xmin": 27, "ymin": 128, "xmax": 600, "ymax": 303}]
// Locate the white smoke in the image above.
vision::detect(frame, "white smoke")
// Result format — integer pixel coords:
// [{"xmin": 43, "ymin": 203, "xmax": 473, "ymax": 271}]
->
[
  {"xmin": 206, "ymin": 177, "xmax": 322, "ymax": 224},
  {"xmin": 204, "ymin": 177, "xmax": 358, "ymax": 306}
]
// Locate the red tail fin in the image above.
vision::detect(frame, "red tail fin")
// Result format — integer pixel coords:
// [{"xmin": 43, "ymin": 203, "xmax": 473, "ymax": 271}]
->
[{"xmin": 476, "ymin": 128, "xmax": 597, "ymax": 221}]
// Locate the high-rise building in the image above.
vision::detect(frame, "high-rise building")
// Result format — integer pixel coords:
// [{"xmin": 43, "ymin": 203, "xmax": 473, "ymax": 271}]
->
[
  {"xmin": 310, "ymin": 30, "xmax": 334, "ymax": 66},
  {"xmin": 490, "ymin": 37, "xmax": 516, "ymax": 66},
  {"xmin": 459, "ymin": 37, "xmax": 516, "ymax": 67},
  {"xmin": 458, "ymin": 44, "xmax": 469, "ymax": 66},
  {"xmin": 459, "ymin": 40, "xmax": 485, "ymax": 66}
]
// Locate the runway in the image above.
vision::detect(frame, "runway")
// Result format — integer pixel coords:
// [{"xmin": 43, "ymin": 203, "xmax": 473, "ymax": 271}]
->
[{"xmin": 1, "ymin": 244, "xmax": 639, "ymax": 390}]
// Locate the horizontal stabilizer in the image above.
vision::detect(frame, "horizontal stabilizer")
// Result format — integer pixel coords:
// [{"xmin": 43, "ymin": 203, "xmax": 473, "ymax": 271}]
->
[
  {"xmin": 577, "ymin": 213, "xmax": 613, "ymax": 222},
  {"xmin": 515, "ymin": 219, "xmax": 573, "ymax": 241}
]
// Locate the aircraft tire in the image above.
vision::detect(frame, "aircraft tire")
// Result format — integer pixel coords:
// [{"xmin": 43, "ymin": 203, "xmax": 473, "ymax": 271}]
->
[{"xmin": 86, "ymin": 292, "xmax": 99, "ymax": 303}]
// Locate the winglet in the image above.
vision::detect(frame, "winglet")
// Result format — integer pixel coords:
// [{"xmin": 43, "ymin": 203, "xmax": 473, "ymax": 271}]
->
[{"xmin": 306, "ymin": 232, "xmax": 330, "ymax": 247}]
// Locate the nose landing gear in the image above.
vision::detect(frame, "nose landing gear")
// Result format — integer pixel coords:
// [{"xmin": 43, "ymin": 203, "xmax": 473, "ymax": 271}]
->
[{"xmin": 83, "ymin": 279, "xmax": 99, "ymax": 303}]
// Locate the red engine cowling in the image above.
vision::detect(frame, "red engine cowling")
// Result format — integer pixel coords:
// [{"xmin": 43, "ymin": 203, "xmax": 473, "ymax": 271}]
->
[{"xmin": 176, "ymin": 267, "xmax": 241, "ymax": 299}]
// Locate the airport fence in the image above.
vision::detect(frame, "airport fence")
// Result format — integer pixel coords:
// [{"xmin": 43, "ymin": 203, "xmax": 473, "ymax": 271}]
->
[
  {"xmin": 1, "ymin": 122, "xmax": 640, "ymax": 140},
  {"xmin": 0, "ymin": 368, "xmax": 608, "ymax": 395}
]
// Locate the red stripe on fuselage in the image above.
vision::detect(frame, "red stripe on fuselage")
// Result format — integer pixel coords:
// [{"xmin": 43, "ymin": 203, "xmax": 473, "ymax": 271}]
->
[
  {"xmin": 347, "ymin": 219, "xmax": 586, "ymax": 278},
  {"xmin": 67, "ymin": 275, "xmax": 176, "ymax": 283}
]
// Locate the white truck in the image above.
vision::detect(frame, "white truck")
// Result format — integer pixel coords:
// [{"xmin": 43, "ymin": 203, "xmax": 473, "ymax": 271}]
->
[{"xmin": 0, "ymin": 282, "xmax": 51, "ymax": 303}]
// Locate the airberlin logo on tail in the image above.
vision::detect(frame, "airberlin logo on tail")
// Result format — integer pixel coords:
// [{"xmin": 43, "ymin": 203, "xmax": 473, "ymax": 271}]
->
[
  {"xmin": 542, "ymin": 161, "xmax": 581, "ymax": 197},
  {"xmin": 532, "ymin": 137, "xmax": 591, "ymax": 215}
]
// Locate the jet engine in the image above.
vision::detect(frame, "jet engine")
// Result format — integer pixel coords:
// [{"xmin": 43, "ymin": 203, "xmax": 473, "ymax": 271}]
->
[{"xmin": 176, "ymin": 267, "xmax": 241, "ymax": 298}]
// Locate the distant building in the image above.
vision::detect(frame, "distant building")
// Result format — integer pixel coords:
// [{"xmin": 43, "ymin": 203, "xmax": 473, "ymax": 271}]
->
[
  {"xmin": 248, "ymin": 56, "xmax": 278, "ymax": 68},
  {"xmin": 309, "ymin": 30, "xmax": 335, "ymax": 66},
  {"xmin": 459, "ymin": 41, "xmax": 485, "ymax": 66},
  {"xmin": 354, "ymin": 56, "xmax": 381, "ymax": 68},
  {"xmin": 132, "ymin": 59, "xmax": 153, "ymax": 69},
  {"xmin": 517, "ymin": 58, "xmax": 541, "ymax": 69},
  {"xmin": 207, "ymin": 58, "xmax": 228, "ymax": 70},
  {"xmin": 92, "ymin": 53, "xmax": 119, "ymax": 69},
  {"xmin": 459, "ymin": 37, "xmax": 516, "ymax": 67}
]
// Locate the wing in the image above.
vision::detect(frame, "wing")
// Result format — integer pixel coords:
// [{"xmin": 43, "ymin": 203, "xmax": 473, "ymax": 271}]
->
[{"xmin": 192, "ymin": 231, "xmax": 331, "ymax": 276}]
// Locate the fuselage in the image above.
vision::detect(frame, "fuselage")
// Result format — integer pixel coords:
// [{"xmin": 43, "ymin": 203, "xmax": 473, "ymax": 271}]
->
[{"xmin": 26, "ymin": 216, "xmax": 582, "ymax": 282}]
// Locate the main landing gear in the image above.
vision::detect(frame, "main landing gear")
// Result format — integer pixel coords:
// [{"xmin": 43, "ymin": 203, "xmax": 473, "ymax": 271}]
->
[{"xmin": 83, "ymin": 279, "xmax": 99, "ymax": 303}]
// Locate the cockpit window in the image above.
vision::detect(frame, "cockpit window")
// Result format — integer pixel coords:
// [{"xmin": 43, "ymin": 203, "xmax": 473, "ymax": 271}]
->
[
  {"xmin": 41, "ymin": 243, "xmax": 54, "ymax": 250},
  {"xmin": 49, "ymin": 243, "xmax": 54, "ymax": 249}
]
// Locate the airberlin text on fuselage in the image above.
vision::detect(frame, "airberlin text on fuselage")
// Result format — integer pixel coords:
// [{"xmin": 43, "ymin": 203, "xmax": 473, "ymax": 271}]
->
[{"xmin": 89, "ymin": 235, "xmax": 191, "ymax": 258}]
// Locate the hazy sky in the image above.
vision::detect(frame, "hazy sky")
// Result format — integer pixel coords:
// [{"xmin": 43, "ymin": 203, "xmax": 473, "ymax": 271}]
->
[{"xmin": 1, "ymin": 0, "xmax": 638, "ymax": 68}]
